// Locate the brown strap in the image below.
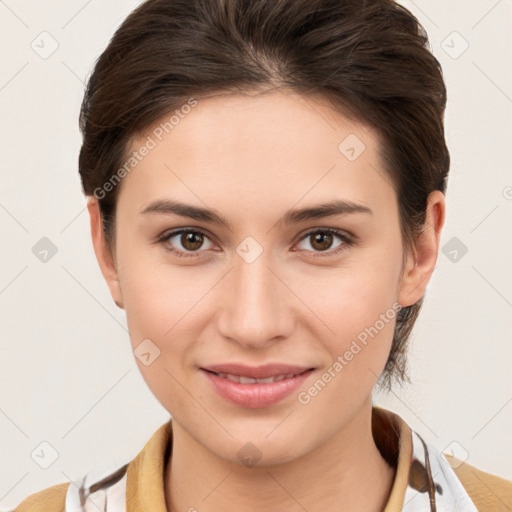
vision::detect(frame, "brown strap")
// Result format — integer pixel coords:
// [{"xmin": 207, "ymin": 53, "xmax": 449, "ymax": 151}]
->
[{"xmin": 444, "ymin": 454, "xmax": 512, "ymax": 511}]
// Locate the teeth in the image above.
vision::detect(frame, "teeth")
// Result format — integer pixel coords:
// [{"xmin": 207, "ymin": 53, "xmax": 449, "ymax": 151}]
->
[
  {"xmin": 257, "ymin": 377, "xmax": 275, "ymax": 383},
  {"xmin": 239, "ymin": 376, "xmax": 257, "ymax": 384},
  {"xmin": 214, "ymin": 372, "xmax": 302, "ymax": 384}
]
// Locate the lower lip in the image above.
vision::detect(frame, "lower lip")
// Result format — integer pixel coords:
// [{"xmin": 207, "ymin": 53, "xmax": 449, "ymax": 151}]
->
[{"xmin": 201, "ymin": 368, "xmax": 314, "ymax": 408}]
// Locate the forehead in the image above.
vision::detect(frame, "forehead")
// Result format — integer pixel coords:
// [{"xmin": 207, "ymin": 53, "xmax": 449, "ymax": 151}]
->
[{"xmin": 117, "ymin": 90, "xmax": 394, "ymax": 221}]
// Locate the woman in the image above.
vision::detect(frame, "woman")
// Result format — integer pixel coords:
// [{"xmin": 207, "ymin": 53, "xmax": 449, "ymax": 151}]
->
[{"xmin": 13, "ymin": 0, "xmax": 511, "ymax": 511}]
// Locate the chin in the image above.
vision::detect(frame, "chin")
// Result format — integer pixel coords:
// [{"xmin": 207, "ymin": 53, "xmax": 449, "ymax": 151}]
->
[{"xmin": 209, "ymin": 421, "xmax": 312, "ymax": 467}]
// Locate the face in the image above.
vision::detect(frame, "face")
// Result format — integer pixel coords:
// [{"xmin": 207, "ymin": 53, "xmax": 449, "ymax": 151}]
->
[{"xmin": 90, "ymin": 89, "xmax": 436, "ymax": 465}]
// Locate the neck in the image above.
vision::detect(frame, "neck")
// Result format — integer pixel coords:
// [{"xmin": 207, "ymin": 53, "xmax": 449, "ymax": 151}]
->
[{"xmin": 165, "ymin": 397, "xmax": 395, "ymax": 512}]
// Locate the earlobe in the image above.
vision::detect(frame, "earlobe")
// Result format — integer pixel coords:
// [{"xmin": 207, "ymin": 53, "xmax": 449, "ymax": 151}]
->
[
  {"xmin": 87, "ymin": 197, "xmax": 125, "ymax": 309},
  {"xmin": 397, "ymin": 190, "xmax": 446, "ymax": 308}
]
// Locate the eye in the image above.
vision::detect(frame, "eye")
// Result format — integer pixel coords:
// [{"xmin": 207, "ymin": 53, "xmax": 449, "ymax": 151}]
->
[
  {"xmin": 157, "ymin": 228, "xmax": 216, "ymax": 258},
  {"xmin": 157, "ymin": 227, "xmax": 355, "ymax": 260},
  {"xmin": 294, "ymin": 228, "xmax": 354, "ymax": 258}
]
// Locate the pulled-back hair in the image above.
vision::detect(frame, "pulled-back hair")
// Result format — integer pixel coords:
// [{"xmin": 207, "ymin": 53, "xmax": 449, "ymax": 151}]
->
[{"xmin": 78, "ymin": 0, "xmax": 450, "ymax": 391}]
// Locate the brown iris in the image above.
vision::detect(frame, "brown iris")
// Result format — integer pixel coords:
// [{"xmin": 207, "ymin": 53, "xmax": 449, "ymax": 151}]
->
[
  {"xmin": 309, "ymin": 232, "xmax": 334, "ymax": 251},
  {"xmin": 181, "ymin": 232, "xmax": 204, "ymax": 251}
]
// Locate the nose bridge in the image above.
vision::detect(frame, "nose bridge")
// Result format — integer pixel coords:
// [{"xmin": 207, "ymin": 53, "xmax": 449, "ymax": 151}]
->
[{"xmin": 218, "ymin": 247, "xmax": 292, "ymax": 348}]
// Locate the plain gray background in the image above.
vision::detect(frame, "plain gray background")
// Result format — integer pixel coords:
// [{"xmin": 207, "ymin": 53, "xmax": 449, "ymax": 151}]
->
[{"xmin": 1, "ymin": 0, "xmax": 511, "ymax": 509}]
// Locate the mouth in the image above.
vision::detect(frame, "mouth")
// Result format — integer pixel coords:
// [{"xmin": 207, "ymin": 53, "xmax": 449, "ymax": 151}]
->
[{"xmin": 200, "ymin": 365, "xmax": 316, "ymax": 408}]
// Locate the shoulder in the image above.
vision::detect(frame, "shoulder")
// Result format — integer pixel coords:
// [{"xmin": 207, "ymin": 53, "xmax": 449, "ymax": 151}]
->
[
  {"xmin": 11, "ymin": 482, "xmax": 69, "ymax": 512},
  {"xmin": 445, "ymin": 454, "xmax": 512, "ymax": 511},
  {"xmin": 10, "ymin": 419, "xmax": 171, "ymax": 512},
  {"xmin": 11, "ymin": 461, "xmax": 129, "ymax": 512}
]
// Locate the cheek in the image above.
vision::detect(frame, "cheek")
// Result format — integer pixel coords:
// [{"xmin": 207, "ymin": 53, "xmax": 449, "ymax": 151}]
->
[
  {"xmin": 118, "ymin": 257, "xmax": 220, "ymax": 388},
  {"xmin": 315, "ymin": 284, "xmax": 397, "ymax": 374},
  {"xmin": 116, "ymin": 251, "xmax": 205, "ymax": 410},
  {"xmin": 296, "ymin": 249, "xmax": 402, "ymax": 372},
  {"xmin": 298, "ymin": 280, "xmax": 399, "ymax": 413},
  {"xmin": 116, "ymin": 234, "xmax": 201, "ymax": 335}
]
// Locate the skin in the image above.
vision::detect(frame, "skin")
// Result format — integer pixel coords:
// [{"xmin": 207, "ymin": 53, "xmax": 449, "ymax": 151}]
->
[{"xmin": 88, "ymin": 89, "xmax": 445, "ymax": 512}]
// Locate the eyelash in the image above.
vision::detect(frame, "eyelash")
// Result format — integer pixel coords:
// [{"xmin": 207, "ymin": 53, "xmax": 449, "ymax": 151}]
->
[{"xmin": 156, "ymin": 228, "xmax": 355, "ymax": 260}]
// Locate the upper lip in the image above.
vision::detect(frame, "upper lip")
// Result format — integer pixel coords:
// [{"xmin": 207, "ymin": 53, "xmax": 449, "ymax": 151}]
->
[{"xmin": 201, "ymin": 363, "xmax": 314, "ymax": 379}]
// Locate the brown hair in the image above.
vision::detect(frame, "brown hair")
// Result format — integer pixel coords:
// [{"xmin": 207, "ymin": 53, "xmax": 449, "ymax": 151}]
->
[{"xmin": 78, "ymin": 0, "xmax": 449, "ymax": 391}]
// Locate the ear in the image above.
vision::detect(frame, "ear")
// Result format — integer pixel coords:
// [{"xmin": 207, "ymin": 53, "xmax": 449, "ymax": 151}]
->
[
  {"xmin": 87, "ymin": 197, "xmax": 124, "ymax": 309},
  {"xmin": 397, "ymin": 190, "xmax": 446, "ymax": 308}
]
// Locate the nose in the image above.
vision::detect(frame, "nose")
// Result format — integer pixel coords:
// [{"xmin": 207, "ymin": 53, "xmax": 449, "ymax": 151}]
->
[{"xmin": 216, "ymin": 250, "xmax": 295, "ymax": 350}]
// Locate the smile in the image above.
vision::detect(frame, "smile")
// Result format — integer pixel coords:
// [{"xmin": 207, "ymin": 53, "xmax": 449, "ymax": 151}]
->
[{"xmin": 201, "ymin": 368, "xmax": 315, "ymax": 408}]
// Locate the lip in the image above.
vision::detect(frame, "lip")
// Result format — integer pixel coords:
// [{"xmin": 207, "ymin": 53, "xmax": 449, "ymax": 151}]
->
[{"xmin": 200, "ymin": 365, "xmax": 315, "ymax": 409}]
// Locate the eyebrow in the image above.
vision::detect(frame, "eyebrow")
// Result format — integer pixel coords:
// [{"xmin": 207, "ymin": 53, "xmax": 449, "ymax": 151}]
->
[{"xmin": 140, "ymin": 198, "xmax": 373, "ymax": 230}]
